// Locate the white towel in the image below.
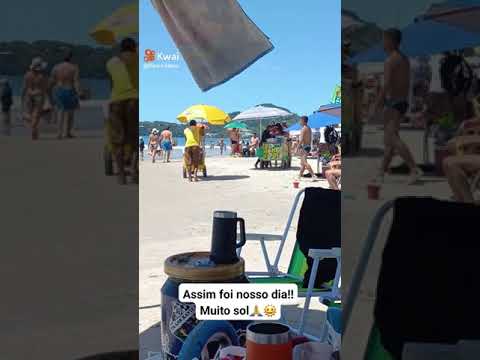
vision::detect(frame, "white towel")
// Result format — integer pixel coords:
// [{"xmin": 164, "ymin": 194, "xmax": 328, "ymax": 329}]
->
[{"xmin": 151, "ymin": 0, "xmax": 274, "ymax": 91}]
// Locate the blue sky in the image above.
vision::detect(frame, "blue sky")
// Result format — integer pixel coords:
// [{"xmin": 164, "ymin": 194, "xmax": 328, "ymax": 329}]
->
[
  {"xmin": 140, "ymin": 0, "xmax": 340, "ymax": 123},
  {"xmin": 2, "ymin": 1, "xmax": 133, "ymax": 46}
]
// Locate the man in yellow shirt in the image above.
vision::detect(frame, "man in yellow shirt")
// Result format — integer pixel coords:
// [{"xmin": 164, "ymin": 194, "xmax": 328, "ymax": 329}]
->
[
  {"xmin": 106, "ymin": 37, "xmax": 139, "ymax": 184},
  {"xmin": 184, "ymin": 119, "xmax": 205, "ymax": 182}
]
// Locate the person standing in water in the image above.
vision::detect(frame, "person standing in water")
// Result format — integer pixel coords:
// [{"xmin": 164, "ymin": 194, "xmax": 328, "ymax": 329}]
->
[
  {"xmin": 160, "ymin": 126, "xmax": 173, "ymax": 163},
  {"xmin": 375, "ymin": 28, "xmax": 420, "ymax": 184},
  {"xmin": 106, "ymin": 37, "xmax": 139, "ymax": 184},
  {"xmin": 298, "ymin": 116, "xmax": 318, "ymax": 180},
  {"xmin": 22, "ymin": 57, "xmax": 49, "ymax": 140},
  {"xmin": 219, "ymin": 138, "xmax": 225, "ymax": 155},
  {"xmin": 139, "ymin": 137, "xmax": 145, "ymax": 161},
  {"xmin": 50, "ymin": 49, "xmax": 80, "ymax": 139}
]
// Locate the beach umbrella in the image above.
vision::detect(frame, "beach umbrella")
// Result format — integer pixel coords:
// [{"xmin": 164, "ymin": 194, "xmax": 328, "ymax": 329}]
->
[
  {"xmin": 177, "ymin": 104, "xmax": 230, "ymax": 125},
  {"xmin": 233, "ymin": 105, "xmax": 293, "ymax": 133},
  {"xmin": 421, "ymin": 1, "xmax": 480, "ymax": 33},
  {"xmin": 287, "ymin": 112, "xmax": 340, "ymax": 132},
  {"xmin": 89, "ymin": 2, "xmax": 138, "ymax": 45},
  {"xmin": 224, "ymin": 121, "xmax": 247, "ymax": 129},
  {"xmin": 348, "ymin": 19, "xmax": 480, "ymax": 64},
  {"xmin": 317, "ymin": 103, "xmax": 341, "ymax": 117}
]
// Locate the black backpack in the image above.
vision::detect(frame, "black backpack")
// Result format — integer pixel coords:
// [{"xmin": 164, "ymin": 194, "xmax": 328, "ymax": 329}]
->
[
  {"xmin": 440, "ymin": 54, "xmax": 473, "ymax": 96},
  {"xmin": 324, "ymin": 125, "xmax": 339, "ymax": 145}
]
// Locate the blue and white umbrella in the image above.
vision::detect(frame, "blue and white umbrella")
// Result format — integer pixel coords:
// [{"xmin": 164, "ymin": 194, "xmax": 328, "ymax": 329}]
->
[{"xmin": 348, "ymin": 19, "xmax": 480, "ymax": 64}]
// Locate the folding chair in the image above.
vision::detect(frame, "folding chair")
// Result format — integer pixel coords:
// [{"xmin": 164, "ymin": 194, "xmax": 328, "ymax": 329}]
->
[
  {"xmin": 344, "ymin": 198, "xmax": 480, "ymax": 360},
  {"xmin": 237, "ymin": 188, "xmax": 341, "ymax": 299}
]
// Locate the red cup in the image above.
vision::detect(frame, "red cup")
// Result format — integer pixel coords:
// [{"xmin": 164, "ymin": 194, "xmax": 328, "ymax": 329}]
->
[
  {"xmin": 367, "ymin": 183, "xmax": 380, "ymax": 200},
  {"xmin": 246, "ymin": 323, "xmax": 304, "ymax": 360},
  {"xmin": 293, "ymin": 180, "xmax": 300, "ymax": 189}
]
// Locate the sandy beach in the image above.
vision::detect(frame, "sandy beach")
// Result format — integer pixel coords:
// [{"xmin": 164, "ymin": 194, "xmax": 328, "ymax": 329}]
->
[
  {"xmin": 139, "ymin": 154, "xmax": 331, "ymax": 358},
  {"xmin": 1, "ymin": 127, "xmax": 138, "ymax": 359}
]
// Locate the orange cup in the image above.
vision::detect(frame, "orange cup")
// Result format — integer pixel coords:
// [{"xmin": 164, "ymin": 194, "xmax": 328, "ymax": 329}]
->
[{"xmin": 246, "ymin": 323, "xmax": 294, "ymax": 360}]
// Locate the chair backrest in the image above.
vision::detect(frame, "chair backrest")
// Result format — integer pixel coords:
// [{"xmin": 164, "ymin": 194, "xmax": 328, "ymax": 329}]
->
[
  {"xmin": 372, "ymin": 198, "xmax": 480, "ymax": 359},
  {"xmin": 295, "ymin": 187, "xmax": 341, "ymax": 288}
]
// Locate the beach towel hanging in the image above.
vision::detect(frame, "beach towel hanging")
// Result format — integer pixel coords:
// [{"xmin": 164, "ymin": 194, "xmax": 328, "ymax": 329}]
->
[{"xmin": 151, "ymin": 0, "xmax": 274, "ymax": 91}]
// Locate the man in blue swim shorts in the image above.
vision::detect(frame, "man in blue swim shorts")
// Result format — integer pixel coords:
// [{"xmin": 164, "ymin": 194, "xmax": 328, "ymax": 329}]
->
[
  {"xmin": 160, "ymin": 127, "xmax": 174, "ymax": 163},
  {"xmin": 50, "ymin": 49, "xmax": 80, "ymax": 139}
]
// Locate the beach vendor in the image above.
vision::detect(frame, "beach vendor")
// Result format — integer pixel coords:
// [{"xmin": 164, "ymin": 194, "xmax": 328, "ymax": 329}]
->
[
  {"xmin": 106, "ymin": 37, "xmax": 139, "ymax": 184},
  {"xmin": 184, "ymin": 119, "xmax": 205, "ymax": 182}
]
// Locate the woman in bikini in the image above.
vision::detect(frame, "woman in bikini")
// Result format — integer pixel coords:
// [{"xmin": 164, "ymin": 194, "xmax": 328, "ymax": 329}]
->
[{"xmin": 22, "ymin": 57, "xmax": 49, "ymax": 140}]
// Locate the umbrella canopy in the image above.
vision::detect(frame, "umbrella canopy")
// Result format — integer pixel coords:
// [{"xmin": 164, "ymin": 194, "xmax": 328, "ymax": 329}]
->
[
  {"xmin": 287, "ymin": 112, "xmax": 340, "ymax": 132},
  {"xmin": 348, "ymin": 19, "xmax": 480, "ymax": 64},
  {"xmin": 224, "ymin": 121, "xmax": 247, "ymax": 129},
  {"xmin": 422, "ymin": 1, "xmax": 480, "ymax": 33},
  {"xmin": 318, "ymin": 103, "xmax": 341, "ymax": 117},
  {"xmin": 89, "ymin": 2, "xmax": 138, "ymax": 45},
  {"xmin": 177, "ymin": 104, "xmax": 230, "ymax": 125},
  {"xmin": 233, "ymin": 105, "xmax": 292, "ymax": 121}
]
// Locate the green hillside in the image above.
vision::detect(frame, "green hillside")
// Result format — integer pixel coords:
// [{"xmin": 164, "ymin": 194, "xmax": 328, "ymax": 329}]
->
[{"xmin": 140, "ymin": 104, "xmax": 301, "ymax": 138}]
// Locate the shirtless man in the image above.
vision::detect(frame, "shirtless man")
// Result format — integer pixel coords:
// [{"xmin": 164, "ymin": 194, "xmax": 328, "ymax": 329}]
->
[
  {"xmin": 160, "ymin": 126, "xmax": 173, "ymax": 162},
  {"xmin": 50, "ymin": 49, "xmax": 80, "ymax": 139},
  {"xmin": 22, "ymin": 57, "xmax": 49, "ymax": 140},
  {"xmin": 375, "ymin": 29, "xmax": 420, "ymax": 184},
  {"xmin": 298, "ymin": 116, "xmax": 317, "ymax": 180}
]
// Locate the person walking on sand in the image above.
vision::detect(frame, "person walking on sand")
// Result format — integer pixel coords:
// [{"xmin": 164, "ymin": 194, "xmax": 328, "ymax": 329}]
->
[
  {"xmin": 160, "ymin": 126, "xmax": 173, "ymax": 162},
  {"xmin": 148, "ymin": 128, "xmax": 160, "ymax": 163},
  {"xmin": 0, "ymin": 79, "xmax": 13, "ymax": 136},
  {"xmin": 139, "ymin": 137, "xmax": 145, "ymax": 161},
  {"xmin": 50, "ymin": 49, "xmax": 80, "ymax": 139},
  {"xmin": 22, "ymin": 57, "xmax": 49, "ymax": 140},
  {"xmin": 375, "ymin": 28, "xmax": 421, "ymax": 184},
  {"xmin": 106, "ymin": 37, "xmax": 139, "ymax": 184},
  {"xmin": 298, "ymin": 116, "xmax": 318, "ymax": 180},
  {"xmin": 184, "ymin": 119, "xmax": 205, "ymax": 182}
]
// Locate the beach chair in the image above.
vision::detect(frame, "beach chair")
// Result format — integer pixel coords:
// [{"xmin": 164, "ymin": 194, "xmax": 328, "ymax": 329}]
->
[
  {"xmin": 343, "ymin": 197, "xmax": 480, "ymax": 360},
  {"xmin": 237, "ymin": 187, "xmax": 341, "ymax": 300}
]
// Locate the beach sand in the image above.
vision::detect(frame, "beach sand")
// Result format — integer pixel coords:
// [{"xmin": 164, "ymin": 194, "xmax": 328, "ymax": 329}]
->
[
  {"xmin": 1, "ymin": 127, "xmax": 138, "ymax": 359},
  {"xmin": 139, "ymin": 155, "xmax": 331, "ymax": 358}
]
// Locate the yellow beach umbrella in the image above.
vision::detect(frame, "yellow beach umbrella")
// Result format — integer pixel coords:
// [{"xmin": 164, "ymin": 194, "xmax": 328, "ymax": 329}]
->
[
  {"xmin": 177, "ymin": 104, "xmax": 231, "ymax": 125},
  {"xmin": 89, "ymin": 2, "xmax": 138, "ymax": 45}
]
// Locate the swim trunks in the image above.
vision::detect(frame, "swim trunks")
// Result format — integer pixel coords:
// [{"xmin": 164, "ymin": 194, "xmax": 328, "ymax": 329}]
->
[
  {"xmin": 162, "ymin": 140, "xmax": 172, "ymax": 151},
  {"xmin": 54, "ymin": 87, "xmax": 79, "ymax": 111},
  {"xmin": 384, "ymin": 99, "xmax": 409, "ymax": 115}
]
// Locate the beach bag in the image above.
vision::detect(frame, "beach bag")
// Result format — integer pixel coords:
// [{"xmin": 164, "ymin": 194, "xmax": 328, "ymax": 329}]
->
[{"xmin": 440, "ymin": 54, "xmax": 473, "ymax": 97}]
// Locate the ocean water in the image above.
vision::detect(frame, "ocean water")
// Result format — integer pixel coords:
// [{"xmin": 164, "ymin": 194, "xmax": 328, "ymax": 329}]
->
[{"xmin": 140, "ymin": 136, "xmax": 230, "ymax": 160}]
